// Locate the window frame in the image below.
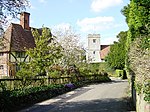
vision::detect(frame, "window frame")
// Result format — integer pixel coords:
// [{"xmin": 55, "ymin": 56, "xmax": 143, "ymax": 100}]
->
[
  {"xmin": 93, "ymin": 39, "xmax": 96, "ymax": 43},
  {"xmin": 93, "ymin": 51, "xmax": 96, "ymax": 54}
]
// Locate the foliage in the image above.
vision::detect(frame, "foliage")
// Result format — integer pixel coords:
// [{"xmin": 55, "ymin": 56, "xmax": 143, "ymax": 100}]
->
[
  {"xmin": 17, "ymin": 27, "xmax": 63, "ymax": 78},
  {"xmin": 0, "ymin": 84, "xmax": 68, "ymax": 112},
  {"xmin": 115, "ymin": 69, "xmax": 127, "ymax": 79},
  {"xmin": 16, "ymin": 62, "xmax": 36, "ymax": 78},
  {"xmin": 48, "ymin": 70, "xmax": 61, "ymax": 78},
  {"xmin": 0, "ymin": 75, "xmax": 111, "ymax": 111},
  {"xmin": 105, "ymin": 31, "xmax": 127, "ymax": 70},
  {"xmin": 122, "ymin": 0, "xmax": 150, "ymax": 48},
  {"xmin": 79, "ymin": 63, "xmax": 113, "ymax": 78},
  {"xmin": 143, "ymin": 80, "xmax": 150, "ymax": 103},
  {"xmin": 122, "ymin": 0, "xmax": 150, "ymax": 103},
  {"xmin": 128, "ymin": 38, "xmax": 150, "ymax": 101},
  {"xmin": 125, "ymin": 0, "xmax": 149, "ymax": 38}
]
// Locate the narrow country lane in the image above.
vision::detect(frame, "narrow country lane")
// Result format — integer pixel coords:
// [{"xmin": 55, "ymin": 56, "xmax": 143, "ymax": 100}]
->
[{"xmin": 20, "ymin": 78, "xmax": 134, "ymax": 112}]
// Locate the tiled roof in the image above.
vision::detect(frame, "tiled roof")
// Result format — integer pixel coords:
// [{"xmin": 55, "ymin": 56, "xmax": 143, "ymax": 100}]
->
[
  {"xmin": 100, "ymin": 45, "xmax": 110, "ymax": 60},
  {"xmin": 0, "ymin": 23, "xmax": 35, "ymax": 52}
]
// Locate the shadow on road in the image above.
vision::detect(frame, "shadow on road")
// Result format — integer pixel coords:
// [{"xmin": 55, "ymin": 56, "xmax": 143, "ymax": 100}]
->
[
  {"xmin": 20, "ymin": 79, "xmax": 135, "ymax": 112},
  {"xmin": 30, "ymin": 98, "xmax": 135, "ymax": 112}
]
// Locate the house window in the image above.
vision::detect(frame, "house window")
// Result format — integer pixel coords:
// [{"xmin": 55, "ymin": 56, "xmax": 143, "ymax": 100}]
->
[
  {"xmin": 0, "ymin": 65, "xmax": 4, "ymax": 69},
  {"xmin": 16, "ymin": 52, "xmax": 25, "ymax": 58},
  {"xmin": 16, "ymin": 64, "xmax": 21, "ymax": 72},
  {"xmin": 93, "ymin": 39, "xmax": 96, "ymax": 43},
  {"xmin": 0, "ymin": 52, "xmax": 3, "ymax": 56}
]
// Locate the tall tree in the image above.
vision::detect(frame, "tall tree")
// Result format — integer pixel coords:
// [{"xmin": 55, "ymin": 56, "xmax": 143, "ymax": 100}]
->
[
  {"xmin": 17, "ymin": 27, "xmax": 63, "ymax": 77},
  {"xmin": 122, "ymin": 0, "xmax": 150, "ymax": 104},
  {"xmin": 106, "ymin": 31, "xmax": 127, "ymax": 70},
  {"xmin": 122, "ymin": 0, "xmax": 150, "ymax": 39}
]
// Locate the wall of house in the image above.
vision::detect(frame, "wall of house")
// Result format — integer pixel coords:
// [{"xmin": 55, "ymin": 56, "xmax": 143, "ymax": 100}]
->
[
  {"xmin": 0, "ymin": 52, "xmax": 30, "ymax": 78},
  {"xmin": 0, "ymin": 53, "xmax": 9, "ymax": 77},
  {"xmin": 10, "ymin": 52, "xmax": 30, "ymax": 63}
]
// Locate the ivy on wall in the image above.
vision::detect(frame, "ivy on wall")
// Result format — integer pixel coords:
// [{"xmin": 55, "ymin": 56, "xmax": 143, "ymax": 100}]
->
[
  {"xmin": 122, "ymin": 0, "xmax": 150, "ymax": 103},
  {"xmin": 128, "ymin": 38, "xmax": 150, "ymax": 102}
]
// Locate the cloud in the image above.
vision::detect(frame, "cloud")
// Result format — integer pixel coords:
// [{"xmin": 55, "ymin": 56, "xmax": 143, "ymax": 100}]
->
[
  {"xmin": 51, "ymin": 23, "xmax": 72, "ymax": 34},
  {"xmin": 53, "ymin": 23, "xmax": 71, "ymax": 30},
  {"xmin": 38, "ymin": 0, "xmax": 47, "ymax": 3},
  {"xmin": 77, "ymin": 16, "xmax": 115, "ymax": 32},
  {"xmin": 91, "ymin": 0, "xmax": 123, "ymax": 12},
  {"xmin": 101, "ymin": 36, "xmax": 118, "ymax": 45}
]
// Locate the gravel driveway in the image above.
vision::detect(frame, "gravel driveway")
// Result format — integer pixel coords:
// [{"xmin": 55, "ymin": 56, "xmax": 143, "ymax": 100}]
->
[{"xmin": 20, "ymin": 78, "xmax": 135, "ymax": 112}]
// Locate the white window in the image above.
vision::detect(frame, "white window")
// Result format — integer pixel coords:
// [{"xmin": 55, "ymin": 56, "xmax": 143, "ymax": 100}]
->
[
  {"xmin": 16, "ymin": 52, "xmax": 25, "ymax": 58},
  {"xmin": 0, "ymin": 65, "xmax": 4, "ymax": 69},
  {"xmin": 0, "ymin": 52, "xmax": 3, "ymax": 56},
  {"xmin": 93, "ymin": 39, "xmax": 96, "ymax": 43}
]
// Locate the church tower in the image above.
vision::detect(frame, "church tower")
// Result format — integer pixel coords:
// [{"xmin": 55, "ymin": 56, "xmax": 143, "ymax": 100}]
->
[{"xmin": 87, "ymin": 34, "xmax": 101, "ymax": 63}]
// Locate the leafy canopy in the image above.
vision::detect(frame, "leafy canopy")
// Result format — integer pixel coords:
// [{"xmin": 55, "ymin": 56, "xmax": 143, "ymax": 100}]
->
[
  {"xmin": 17, "ymin": 27, "xmax": 63, "ymax": 77},
  {"xmin": 105, "ymin": 31, "xmax": 127, "ymax": 70}
]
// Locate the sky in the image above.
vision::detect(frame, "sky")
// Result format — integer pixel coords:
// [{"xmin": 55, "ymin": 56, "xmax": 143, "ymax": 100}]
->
[{"xmin": 13, "ymin": 0, "xmax": 130, "ymax": 46}]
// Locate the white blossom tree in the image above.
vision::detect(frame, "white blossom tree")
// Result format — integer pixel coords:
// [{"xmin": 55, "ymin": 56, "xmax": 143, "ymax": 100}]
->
[{"xmin": 53, "ymin": 26, "xmax": 86, "ymax": 69}]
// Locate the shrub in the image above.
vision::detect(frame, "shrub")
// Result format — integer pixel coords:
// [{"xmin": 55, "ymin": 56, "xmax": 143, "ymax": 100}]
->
[
  {"xmin": 116, "ymin": 69, "xmax": 127, "ymax": 79},
  {"xmin": 0, "ymin": 84, "xmax": 70, "ymax": 112}
]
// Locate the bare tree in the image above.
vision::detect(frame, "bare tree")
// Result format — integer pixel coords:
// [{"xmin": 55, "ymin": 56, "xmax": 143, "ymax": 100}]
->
[{"xmin": 0, "ymin": 0, "xmax": 29, "ymax": 28}]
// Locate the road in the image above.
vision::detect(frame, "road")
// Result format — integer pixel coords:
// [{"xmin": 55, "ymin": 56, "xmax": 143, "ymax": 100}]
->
[{"xmin": 20, "ymin": 78, "xmax": 134, "ymax": 112}]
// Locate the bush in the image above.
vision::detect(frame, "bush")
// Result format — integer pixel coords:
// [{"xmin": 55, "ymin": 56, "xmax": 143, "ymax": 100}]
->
[
  {"xmin": 115, "ymin": 69, "xmax": 127, "ymax": 79},
  {"xmin": 0, "ymin": 84, "xmax": 70, "ymax": 112},
  {"xmin": 0, "ymin": 74, "xmax": 111, "ymax": 111}
]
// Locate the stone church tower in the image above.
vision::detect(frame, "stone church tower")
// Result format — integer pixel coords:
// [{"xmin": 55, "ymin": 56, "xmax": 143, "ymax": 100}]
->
[{"xmin": 87, "ymin": 34, "xmax": 101, "ymax": 63}]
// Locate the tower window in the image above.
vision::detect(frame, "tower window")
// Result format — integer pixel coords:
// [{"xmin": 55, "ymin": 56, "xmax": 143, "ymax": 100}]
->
[
  {"xmin": 0, "ymin": 65, "xmax": 4, "ymax": 69},
  {"xmin": 93, "ymin": 51, "xmax": 95, "ymax": 54},
  {"xmin": 93, "ymin": 39, "xmax": 96, "ymax": 43}
]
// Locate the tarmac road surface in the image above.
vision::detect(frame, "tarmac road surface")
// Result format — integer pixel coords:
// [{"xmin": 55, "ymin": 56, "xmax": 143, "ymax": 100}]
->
[{"xmin": 20, "ymin": 78, "xmax": 135, "ymax": 112}]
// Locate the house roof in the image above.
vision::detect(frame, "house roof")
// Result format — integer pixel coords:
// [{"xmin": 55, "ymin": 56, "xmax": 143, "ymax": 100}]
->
[
  {"xmin": 0, "ymin": 23, "xmax": 35, "ymax": 52},
  {"xmin": 100, "ymin": 45, "xmax": 110, "ymax": 60}
]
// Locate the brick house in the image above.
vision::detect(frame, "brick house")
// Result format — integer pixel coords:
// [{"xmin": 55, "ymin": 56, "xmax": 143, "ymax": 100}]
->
[
  {"xmin": 100, "ymin": 45, "xmax": 110, "ymax": 61},
  {"xmin": 0, "ymin": 12, "xmax": 36, "ymax": 77}
]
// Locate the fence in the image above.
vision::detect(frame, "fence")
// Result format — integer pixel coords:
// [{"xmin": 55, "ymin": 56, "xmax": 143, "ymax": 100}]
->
[{"xmin": 0, "ymin": 75, "xmax": 106, "ymax": 91}]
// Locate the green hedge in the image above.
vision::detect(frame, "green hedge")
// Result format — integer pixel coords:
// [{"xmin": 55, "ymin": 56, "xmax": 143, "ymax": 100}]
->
[
  {"xmin": 115, "ymin": 69, "xmax": 127, "ymax": 79},
  {"xmin": 0, "ymin": 84, "xmax": 71, "ymax": 112}
]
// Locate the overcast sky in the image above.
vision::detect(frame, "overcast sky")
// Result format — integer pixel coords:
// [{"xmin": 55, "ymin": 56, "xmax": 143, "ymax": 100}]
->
[{"xmin": 12, "ymin": 0, "xmax": 130, "ymax": 46}]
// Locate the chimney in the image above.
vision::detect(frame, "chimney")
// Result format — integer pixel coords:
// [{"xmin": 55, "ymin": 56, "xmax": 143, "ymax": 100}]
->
[{"xmin": 20, "ymin": 12, "xmax": 30, "ymax": 30}]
